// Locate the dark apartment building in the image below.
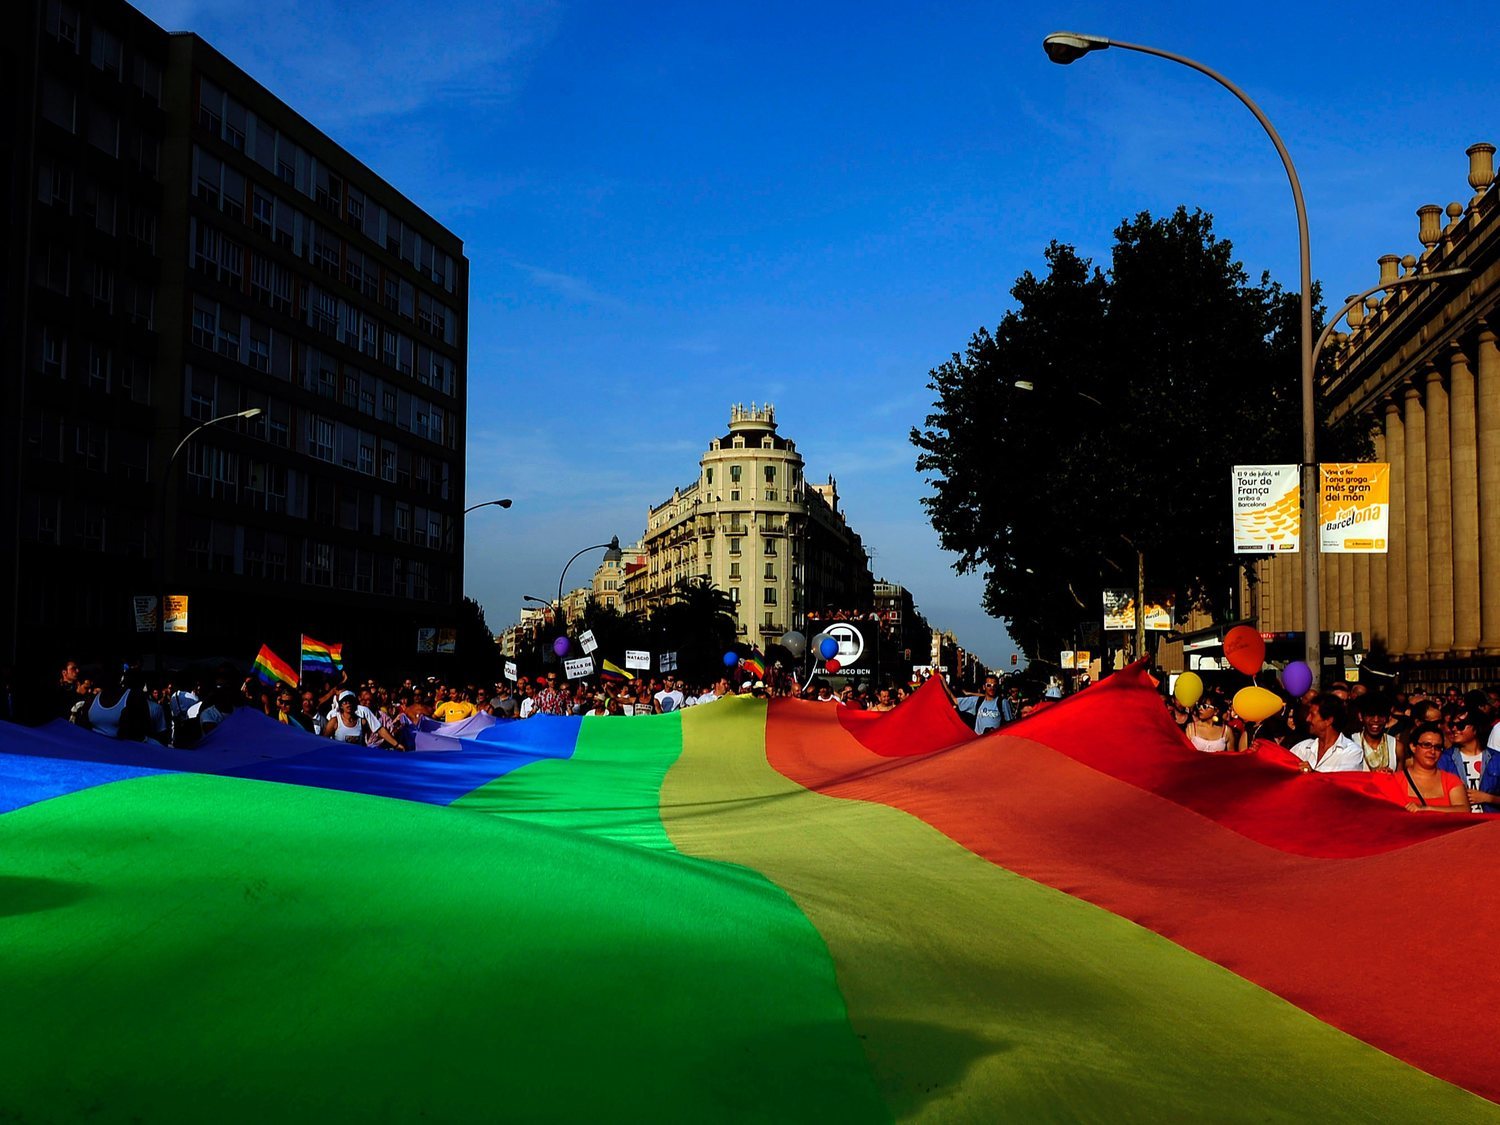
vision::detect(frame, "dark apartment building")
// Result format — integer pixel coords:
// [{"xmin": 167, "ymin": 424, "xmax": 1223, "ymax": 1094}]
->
[{"xmin": 3, "ymin": 0, "xmax": 468, "ymax": 676}]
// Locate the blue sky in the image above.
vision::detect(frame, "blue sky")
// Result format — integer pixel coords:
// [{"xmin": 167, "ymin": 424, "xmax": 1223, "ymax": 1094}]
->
[{"xmin": 138, "ymin": 0, "xmax": 1499, "ymax": 666}]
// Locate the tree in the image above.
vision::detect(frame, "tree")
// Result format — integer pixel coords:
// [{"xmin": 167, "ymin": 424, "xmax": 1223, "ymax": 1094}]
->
[
  {"xmin": 453, "ymin": 595, "xmax": 499, "ymax": 684},
  {"xmin": 911, "ymin": 208, "xmax": 1371, "ymax": 662},
  {"xmin": 649, "ymin": 577, "xmax": 739, "ymax": 684}
]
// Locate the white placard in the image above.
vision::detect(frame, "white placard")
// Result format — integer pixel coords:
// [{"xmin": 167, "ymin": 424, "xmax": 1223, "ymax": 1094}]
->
[
  {"xmin": 133, "ymin": 595, "xmax": 158, "ymax": 633},
  {"xmin": 579, "ymin": 629, "xmax": 598, "ymax": 654},
  {"xmin": 1232, "ymin": 464, "xmax": 1301, "ymax": 554},
  {"xmin": 659, "ymin": 651, "xmax": 678, "ymax": 673},
  {"xmin": 625, "ymin": 650, "xmax": 651, "ymax": 670},
  {"xmin": 564, "ymin": 656, "xmax": 594, "ymax": 680},
  {"xmin": 504, "ymin": 660, "xmax": 517, "ymax": 682}
]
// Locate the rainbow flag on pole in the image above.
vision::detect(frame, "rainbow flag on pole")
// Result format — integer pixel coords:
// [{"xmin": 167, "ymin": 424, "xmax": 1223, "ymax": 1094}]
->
[
  {"xmin": 300, "ymin": 635, "xmax": 343, "ymax": 676},
  {"xmin": 251, "ymin": 644, "xmax": 297, "ymax": 687},
  {"xmin": 741, "ymin": 648, "xmax": 766, "ymax": 680}
]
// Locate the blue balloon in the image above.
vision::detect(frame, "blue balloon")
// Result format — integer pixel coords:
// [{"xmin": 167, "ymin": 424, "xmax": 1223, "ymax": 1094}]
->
[
  {"xmin": 723, "ymin": 650, "xmax": 739, "ymax": 667},
  {"xmin": 818, "ymin": 637, "xmax": 838, "ymax": 660}
]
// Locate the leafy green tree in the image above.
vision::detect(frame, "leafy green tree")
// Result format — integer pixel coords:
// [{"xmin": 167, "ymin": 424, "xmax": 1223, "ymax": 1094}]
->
[
  {"xmin": 649, "ymin": 577, "xmax": 739, "ymax": 683},
  {"xmin": 911, "ymin": 207, "xmax": 1371, "ymax": 662}
]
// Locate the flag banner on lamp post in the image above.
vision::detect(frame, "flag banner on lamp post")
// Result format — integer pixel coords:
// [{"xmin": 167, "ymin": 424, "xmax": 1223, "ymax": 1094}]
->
[
  {"xmin": 1232, "ymin": 465, "xmax": 1301, "ymax": 554},
  {"xmin": 1320, "ymin": 463, "xmax": 1390, "ymax": 553},
  {"xmin": 163, "ymin": 596, "xmax": 189, "ymax": 634},
  {"xmin": 1103, "ymin": 591, "xmax": 1173, "ymax": 632}
]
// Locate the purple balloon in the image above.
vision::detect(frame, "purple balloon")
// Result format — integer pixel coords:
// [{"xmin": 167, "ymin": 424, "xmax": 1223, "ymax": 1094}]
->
[
  {"xmin": 1281, "ymin": 660, "xmax": 1313, "ymax": 697},
  {"xmin": 553, "ymin": 636, "xmax": 571, "ymax": 657}
]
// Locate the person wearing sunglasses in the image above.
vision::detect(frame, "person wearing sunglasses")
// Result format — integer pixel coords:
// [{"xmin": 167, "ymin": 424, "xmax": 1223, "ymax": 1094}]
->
[
  {"xmin": 1398, "ymin": 724, "xmax": 1472, "ymax": 812},
  {"xmin": 1437, "ymin": 708, "xmax": 1499, "ymax": 814}
]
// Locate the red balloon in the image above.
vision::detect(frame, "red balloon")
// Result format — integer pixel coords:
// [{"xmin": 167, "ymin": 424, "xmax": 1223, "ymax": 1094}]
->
[
  {"xmin": 1223, "ymin": 625, "xmax": 1266, "ymax": 676},
  {"xmin": 825, "ymin": 658, "xmax": 841, "ymax": 673}
]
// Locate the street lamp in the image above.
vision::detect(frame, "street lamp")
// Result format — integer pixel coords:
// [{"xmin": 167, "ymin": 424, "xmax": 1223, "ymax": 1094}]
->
[
  {"xmin": 557, "ymin": 536, "xmax": 623, "ymax": 611},
  {"xmin": 154, "ymin": 407, "xmax": 262, "ymax": 672},
  {"xmin": 1043, "ymin": 32, "xmax": 1323, "ymax": 674},
  {"xmin": 1013, "ymin": 380, "xmax": 1102, "ymax": 407},
  {"xmin": 463, "ymin": 498, "xmax": 513, "ymax": 515}
]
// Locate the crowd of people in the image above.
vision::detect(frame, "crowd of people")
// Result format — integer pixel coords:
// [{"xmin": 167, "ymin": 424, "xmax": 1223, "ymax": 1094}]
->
[
  {"xmin": 20, "ymin": 656, "xmax": 1499, "ymax": 815},
  {"xmin": 1169, "ymin": 678, "xmax": 1500, "ymax": 813}
]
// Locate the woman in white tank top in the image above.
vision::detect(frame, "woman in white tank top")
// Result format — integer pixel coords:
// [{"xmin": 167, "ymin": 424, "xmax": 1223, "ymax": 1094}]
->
[
  {"xmin": 322, "ymin": 696, "xmax": 370, "ymax": 744},
  {"xmin": 1185, "ymin": 696, "xmax": 1238, "ymax": 753}
]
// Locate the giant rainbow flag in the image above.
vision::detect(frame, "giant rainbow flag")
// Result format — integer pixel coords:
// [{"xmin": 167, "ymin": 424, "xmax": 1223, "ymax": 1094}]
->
[{"xmin": 1, "ymin": 666, "xmax": 1497, "ymax": 1120}]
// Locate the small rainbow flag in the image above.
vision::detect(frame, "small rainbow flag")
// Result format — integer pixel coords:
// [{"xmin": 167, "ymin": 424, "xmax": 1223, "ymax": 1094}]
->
[
  {"xmin": 300, "ymin": 635, "xmax": 343, "ymax": 675},
  {"xmin": 599, "ymin": 659, "xmax": 634, "ymax": 683},
  {"xmin": 252, "ymin": 644, "xmax": 297, "ymax": 687},
  {"xmin": 741, "ymin": 649, "xmax": 766, "ymax": 680}
]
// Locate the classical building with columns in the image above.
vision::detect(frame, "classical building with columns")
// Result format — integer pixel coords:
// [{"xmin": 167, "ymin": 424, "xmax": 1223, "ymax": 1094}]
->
[{"xmin": 1250, "ymin": 142, "xmax": 1498, "ymax": 688}]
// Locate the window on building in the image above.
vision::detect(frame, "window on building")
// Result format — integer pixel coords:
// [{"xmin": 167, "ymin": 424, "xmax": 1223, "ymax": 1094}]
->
[
  {"xmin": 730, "ymin": 464, "xmax": 741, "ymax": 483},
  {"xmin": 764, "ymin": 537, "xmax": 776, "ymax": 557},
  {"xmin": 764, "ymin": 588, "xmax": 777, "ymax": 606},
  {"xmin": 380, "ymin": 448, "xmax": 396, "ymax": 482},
  {"xmin": 764, "ymin": 561, "xmax": 775, "ymax": 579},
  {"xmin": 311, "ymin": 417, "xmax": 334, "ymax": 462},
  {"xmin": 40, "ymin": 77, "xmax": 76, "ymax": 132},
  {"xmin": 729, "ymin": 562, "xmax": 740, "ymax": 579},
  {"xmin": 729, "ymin": 537, "xmax": 741, "ymax": 555},
  {"xmin": 46, "ymin": 2, "xmax": 80, "ymax": 50}
]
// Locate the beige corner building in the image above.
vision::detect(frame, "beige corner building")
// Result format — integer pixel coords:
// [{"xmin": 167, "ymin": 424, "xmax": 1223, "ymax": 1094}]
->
[
  {"xmin": 1252, "ymin": 143, "xmax": 1498, "ymax": 688},
  {"xmin": 628, "ymin": 404, "xmax": 873, "ymax": 643}
]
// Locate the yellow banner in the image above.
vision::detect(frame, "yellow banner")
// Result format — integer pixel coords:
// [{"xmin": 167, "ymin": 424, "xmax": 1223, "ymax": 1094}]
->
[{"xmin": 1319, "ymin": 463, "xmax": 1389, "ymax": 554}]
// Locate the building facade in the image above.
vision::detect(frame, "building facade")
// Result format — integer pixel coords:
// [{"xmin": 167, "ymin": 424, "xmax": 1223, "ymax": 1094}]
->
[
  {"xmin": 1250, "ymin": 142, "xmax": 1498, "ymax": 688},
  {"xmin": 631, "ymin": 404, "xmax": 873, "ymax": 643},
  {"xmin": 4, "ymin": 0, "xmax": 467, "ymax": 673}
]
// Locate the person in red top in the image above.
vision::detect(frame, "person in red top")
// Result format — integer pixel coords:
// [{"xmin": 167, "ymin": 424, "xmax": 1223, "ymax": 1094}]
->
[{"xmin": 1396, "ymin": 723, "xmax": 1471, "ymax": 813}]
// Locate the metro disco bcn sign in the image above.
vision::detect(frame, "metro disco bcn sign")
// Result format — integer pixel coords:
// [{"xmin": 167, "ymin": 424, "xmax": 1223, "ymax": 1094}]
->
[{"xmin": 825, "ymin": 622, "xmax": 879, "ymax": 680}]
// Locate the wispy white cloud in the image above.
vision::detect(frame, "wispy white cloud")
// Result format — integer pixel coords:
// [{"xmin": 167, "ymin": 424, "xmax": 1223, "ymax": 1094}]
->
[
  {"xmin": 511, "ymin": 262, "xmax": 628, "ymax": 310},
  {"xmin": 135, "ymin": 0, "xmax": 561, "ymax": 125}
]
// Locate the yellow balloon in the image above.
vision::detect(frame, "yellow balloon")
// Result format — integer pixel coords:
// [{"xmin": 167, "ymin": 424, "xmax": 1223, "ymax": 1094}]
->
[
  {"xmin": 1173, "ymin": 672, "xmax": 1203, "ymax": 708},
  {"xmin": 1232, "ymin": 685, "xmax": 1284, "ymax": 724}
]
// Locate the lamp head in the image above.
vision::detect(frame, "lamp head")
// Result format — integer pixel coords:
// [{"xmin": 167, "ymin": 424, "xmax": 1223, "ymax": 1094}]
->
[
  {"xmin": 498, "ymin": 498, "xmax": 513, "ymax": 508},
  {"xmin": 603, "ymin": 535, "xmax": 623, "ymax": 564},
  {"xmin": 1013, "ymin": 380, "xmax": 1036, "ymax": 392},
  {"xmin": 238, "ymin": 408, "xmax": 264, "ymax": 419},
  {"xmin": 1043, "ymin": 32, "xmax": 1110, "ymax": 64}
]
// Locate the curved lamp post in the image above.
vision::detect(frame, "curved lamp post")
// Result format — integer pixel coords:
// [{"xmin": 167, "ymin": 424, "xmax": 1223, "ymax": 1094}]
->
[
  {"xmin": 463, "ymin": 497, "xmax": 513, "ymax": 515},
  {"xmin": 557, "ymin": 536, "xmax": 623, "ymax": 609},
  {"xmin": 155, "ymin": 408, "xmax": 262, "ymax": 671},
  {"xmin": 1044, "ymin": 31, "xmax": 1324, "ymax": 671}
]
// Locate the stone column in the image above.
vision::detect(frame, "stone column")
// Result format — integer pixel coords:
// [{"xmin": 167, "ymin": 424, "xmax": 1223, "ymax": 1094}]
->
[
  {"xmin": 1338, "ymin": 550, "xmax": 1354, "ymax": 639},
  {"xmin": 1385, "ymin": 403, "xmax": 1407, "ymax": 655},
  {"xmin": 1404, "ymin": 385, "xmax": 1429, "ymax": 656},
  {"xmin": 1353, "ymin": 552, "xmax": 1370, "ymax": 653},
  {"xmin": 1449, "ymin": 343, "xmax": 1481, "ymax": 654},
  {"xmin": 1477, "ymin": 326, "xmax": 1500, "ymax": 652},
  {"xmin": 1370, "ymin": 428, "xmax": 1388, "ymax": 649},
  {"xmin": 1425, "ymin": 368, "xmax": 1454, "ymax": 654}
]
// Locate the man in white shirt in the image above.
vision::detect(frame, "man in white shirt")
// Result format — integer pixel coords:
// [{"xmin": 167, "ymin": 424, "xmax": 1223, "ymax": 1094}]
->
[
  {"xmin": 654, "ymin": 676, "xmax": 685, "ymax": 713},
  {"xmin": 1289, "ymin": 694, "xmax": 1366, "ymax": 772},
  {"xmin": 692, "ymin": 677, "xmax": 730, "ymax": 706}
]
